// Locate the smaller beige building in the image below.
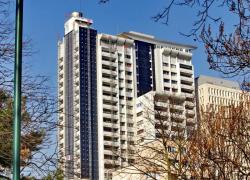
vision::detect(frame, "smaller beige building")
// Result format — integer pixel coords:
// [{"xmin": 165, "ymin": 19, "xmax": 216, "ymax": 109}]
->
[
  {"xmin": 195, "ymin": 75, "xmax": 249, "ymax": 112},
  {"xmin": 112, "ymin": 140, "xmax": 190, "ymax": 180}
]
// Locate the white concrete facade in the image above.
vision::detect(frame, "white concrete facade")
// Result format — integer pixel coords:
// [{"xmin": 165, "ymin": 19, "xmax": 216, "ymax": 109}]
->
[
  {"xmin": 130, "ymin": 33, "xmax": 197, "ymax": 143},
  {"xmin": 96, "ymin": 34, "xmax": 136, "ymax": 179}
]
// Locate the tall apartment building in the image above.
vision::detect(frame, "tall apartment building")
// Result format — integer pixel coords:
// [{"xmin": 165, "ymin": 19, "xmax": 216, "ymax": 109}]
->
[
  {"xmin": 58, "ymin": 12, "xmax": 136, "ymax": 180},
  {"xmin": 58, "ymin": 12, "xmax": 98, "ymax": 179},
  {"xmin": 96, "ymin": 34, "xmax": 136, "ymax": 179},
  {"xmin": 58, "ymin": 12, "xmax": 197, "ymax": 180},
  {"xmin": 195, "ymin": 75, "xmax": 245, "ymax": 112},
  {"xmin": 120, "ymin": 32, "xmax": 197, "ymax": 141}
]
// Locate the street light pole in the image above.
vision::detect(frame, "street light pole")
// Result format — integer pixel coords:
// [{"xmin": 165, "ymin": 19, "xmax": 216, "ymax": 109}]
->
[{"xmin": 12, "ymin": 0, "xmax": 23, "ymax": 179}]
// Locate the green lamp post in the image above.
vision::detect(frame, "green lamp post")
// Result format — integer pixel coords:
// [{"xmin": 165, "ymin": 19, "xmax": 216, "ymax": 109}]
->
[{"xmin": 12, "ymin": 0, "xmax": 23, "ymax": 179}]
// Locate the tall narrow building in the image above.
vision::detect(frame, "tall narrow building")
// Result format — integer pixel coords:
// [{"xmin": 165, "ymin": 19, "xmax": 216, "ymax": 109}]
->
[
  {"xmin": 58, "ymin": 12, "xmax": 98, "ymax": 179},
  {"xmin": 58, "ymin": 12, "xmax": 136, "ymax": 180},
  {"xmin": 96, "ymin": 34, "xmax": 136, "ymax": 179}
]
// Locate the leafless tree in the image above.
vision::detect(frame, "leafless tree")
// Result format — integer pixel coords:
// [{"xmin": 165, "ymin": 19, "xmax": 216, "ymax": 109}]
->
[
  {"xmin": 187, "ymin": 95, "xmax": 250, "ymax": 179},
  {"xmin": 113, "ymin": 93, "xmax": 196, "ymax": 180},
  {"xmin": 100, "ymin": 0, "xmax": 250, "ymax": 84},
  {"xmin": 0, "ymin": 0, "xmax": 60, "ymax": 178}
]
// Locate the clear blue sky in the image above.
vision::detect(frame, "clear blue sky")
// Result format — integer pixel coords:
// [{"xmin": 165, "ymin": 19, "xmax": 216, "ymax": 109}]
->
[{"xmin": 22, "ymin": 0, "xmax": 225, "ymax": 87}]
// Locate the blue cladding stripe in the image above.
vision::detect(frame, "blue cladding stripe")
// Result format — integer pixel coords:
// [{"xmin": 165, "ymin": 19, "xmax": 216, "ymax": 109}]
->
[
  {"xmin": 89, "ymin": 29, "xmax": 99, "ymax": 180},
  {"xmin": 135, "ymin": 40, "xmax": 154, "ymax": 96},
  {"xmin": 79, "ymin": 27, "xmax": 99, "ymax": 180}
]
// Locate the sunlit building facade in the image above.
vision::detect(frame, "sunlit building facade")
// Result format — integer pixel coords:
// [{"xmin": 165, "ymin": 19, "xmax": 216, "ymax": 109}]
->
[
  {"xmin": 58, "ymin": 12, "xmax": 197, "ymax": 180},
  {"xmin": 195, "ymin": 75, "xmax": 245, "ymax": 112}
]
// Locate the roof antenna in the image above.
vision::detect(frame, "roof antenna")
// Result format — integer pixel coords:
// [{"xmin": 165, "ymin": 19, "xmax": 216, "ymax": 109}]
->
[{"xmin": 80, "ymin": 0, "xmax": 83, "ymax": 12}]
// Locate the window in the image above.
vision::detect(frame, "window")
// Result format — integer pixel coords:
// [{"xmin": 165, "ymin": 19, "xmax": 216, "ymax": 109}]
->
[
  {"xmin": 125, "ymin": 63, "xmax": 132, "ymax": 67},
  {"xmin": 125, "ymin": 54, "xmax": 131, "ymax": 59},
  {"xmin": 164, "ymin": 87, "xmax": 170, "ymax": 91},
  {"xmin": 137, "ymin": 112, "xmax": 143, "ymax": 117},
  {"xmin": 163, "ymin": 62, "xmax": 169, "ymax": 67},
  {"xmin": 137, "ymin": 120, "xmax": 143, "ymax": 126},
  {"xmin": 172, "ymin": 88, "xmax": 178, "ymax": 92},
  {"xmin": 128, "ymin": 123, "xmax": 133, "ymax": 127},
  {"xmin": 126, "ymin": 80, "xmax": 132, "ymax": 84},
  {"xmin": 126, "ymin": 88, "xmax": 133, "ymax": 92},
  {"xmin": 164, "ymin": 79, "xmax": 170, "ymax": 83},
  {"xmin": 180, "ymin": 63, "xmax": 192, "ymax": 70},
  {"xmin": 127, "ymin": 97, "xmax": 133, "ymax": 101},
  {"xmin": 163, "ymin": 71, "xmax": 169, "ymax": 75},
  {"xmin": 171, "ymin": 64, "xmax": 176, "ymax": 68},
  {"xmin": 137, "ymin": 129, "xmax": 144, "ymax": 134},
  {"xmin": 126, "ymin": 71, "xmax": 132, "ymax": 76},
  {"xmin": 172, "ymin": 80, "xmax": 177, "ymax": 84},
  {"xmin": 128, "ymin": 132, "xmax": 134, "ymax": 136},
  {"xmin": 171, "ymin": 72, "xmax": 177, "ymax": 76}
]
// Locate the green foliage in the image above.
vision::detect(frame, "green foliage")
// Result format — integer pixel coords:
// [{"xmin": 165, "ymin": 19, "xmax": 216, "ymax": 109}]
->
[
  {"xmin": 42, "ymin": 169, "xmax": 64, "ymax": 180},
  {"xmin": 0, "ymin": 89, "xmax": 45, "ymax": 168}
]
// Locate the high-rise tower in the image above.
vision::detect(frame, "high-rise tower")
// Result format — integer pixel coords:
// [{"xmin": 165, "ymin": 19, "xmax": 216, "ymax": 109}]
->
[
  {"xmin": 58, "ymin": 12, "xmax": 98, "ymax": 179},
  {"xmin": 58, "ymin": 12, "xmax": 137, "ymax": 180},
  {"xmin": 58, "ymin": 13, "xmax": 197, "ymax": 180}
]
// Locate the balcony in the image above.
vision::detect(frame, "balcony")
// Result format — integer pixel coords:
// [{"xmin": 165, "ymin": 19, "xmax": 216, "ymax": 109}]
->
[
  {"xmin": 126, "ymin": 92, "xmax": 133, "ymax": 97},
  {"xmin": 126, "ymin": 83, "xmax": 133, "ymax": 89},
  {"xmin": 103, "ymin": 131, "xmax": 119, "ymax": 137},
  {"xmin": 102, "ymin": 60, "xmax": 117, "ymax": 68},
  {"xmin": 125, "ymin": 75, "xmax": 133, "ymax": 80},
  {"xmin": 103, "ymin": 95, "xmax": 118, "ymax": 102},
  {"xmin": 180, "ymin": 76, "xmax": 193, "ymax": 83},
  {"xmin": 103, "ymin": 122, "xmax": 119, "ymax": 129},
  {"xmin": 125, "ymin": 67, "xmax": 132, "ymax": 72},
  {"xmin": 182, "ymin": 93, "xmax": 194, "ymax": 99},
  {"xmin": 186, "ymin": 110, "xmax": 195, "ymax": 118},
  {"xmin": 171, "ymin": 125, "xmax": 185, "ymax": 133},
  {"xmin": 58, "ymin": 57, "xmax": 63, "ymax": 63},
  {"xmin": 103, "ymin": 81, "xmax": 117, "ymax": 89},
  {"xmin": 181, "ymin": 84, "xmax": 194, "ymax": 91},
  {"xmin": 103, "ymin": 113, "xmax": 118, "ymax": 119},
  {"xmin": 171, "ymin": 104, "xmax": 184, "ymax": 111},
  {"xmin": 126, "ymin": 101, "xmax": 134, "ymax": 107},
  {"xmin": 163, "ymin": 82, "xmax": 170, "ymax": 88},
  {"xmin": 162, "ymin": 66, "xmax": 170, "ymax": 71},
  {"xmin": 103, "ymin": 104, "xmax": 118, "ymax": 111},
  {"xmin": 102, "ymin": 69, "xmax": 117, "ymax": 76},
  {"xmin": 185, "ymin": 101, "xmax": 195, "ymax": 108},
  {"xmin": 171, "ymin": 84, "xmax": 178, "ymax": 90},
  {"xmin": 186, "ymin": 118, "xmax": 196, "ymax": 126},
  {"xmin": 180, "ymin": 68, "xmax": 193, "ymax": 76},
  {"xmin": 104, "ymin": 141, "xmax": 119, "ymax": 147},
  {"xmin": 104, "ymin": 159, "xmax": 120, "ymax": 165},
  {"xmin": 171, "ymin": 114, "xmax": 185, "ymax": 120},
  {"xmin": 126, "ymin": 109, "xmax": 133, "ymax": 114},
  {"xmin": 104, "ymin": 149, "xmax": 116, "ymax": 156},
  {"xmin": 102, "ymin": 52, "xmax": 117, "ymax": 60}
]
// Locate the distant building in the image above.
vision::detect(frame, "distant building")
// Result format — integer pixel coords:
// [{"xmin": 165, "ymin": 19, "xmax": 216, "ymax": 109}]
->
[{"xmin": 195, "ymin": 75, "xmax": 248, "ymax": 113}]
